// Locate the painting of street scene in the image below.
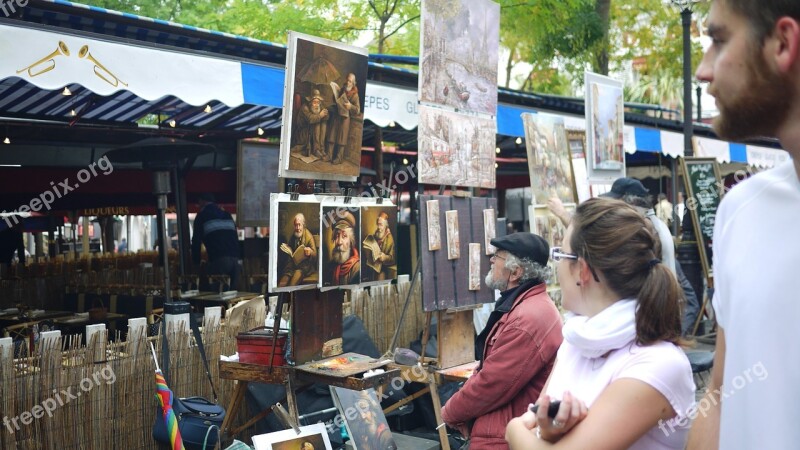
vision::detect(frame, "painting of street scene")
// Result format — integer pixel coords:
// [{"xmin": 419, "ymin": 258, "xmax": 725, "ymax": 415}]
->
[
  {"xmin": 419, "ymin": 0, "xmax": 499, "ymax": 116},
  {"xmin": 281, "ymin": 32, "xmax": 369, "ymax": 180},
  {"xmin": 418, "ymin": 105, "xmax": 496, "ymax": 188},
  {"xmin": 586, "ymin": 72, "xmax": 625, "ymax": 172},
  {"xmin": 522, "ymin": 113, "xmax": 576, "ymax": 206}
]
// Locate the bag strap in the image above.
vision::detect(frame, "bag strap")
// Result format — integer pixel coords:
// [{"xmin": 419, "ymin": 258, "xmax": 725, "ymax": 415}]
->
[
  {"xmin": 189, "ymin": 312, "xmax": 219, "ymax": 402},
  {"xmin": 160, "ymin": 318, "xmax": 171, "ymax": 385}
]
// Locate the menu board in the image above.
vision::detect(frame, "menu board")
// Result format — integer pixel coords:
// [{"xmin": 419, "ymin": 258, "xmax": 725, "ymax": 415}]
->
[
  {"xmin": 680, "ymin": 157, "xmax": 723, "ymax": 281},
  {"xmin": 237, "ymin": 141, "xmax": 280, "ymax": 227}
]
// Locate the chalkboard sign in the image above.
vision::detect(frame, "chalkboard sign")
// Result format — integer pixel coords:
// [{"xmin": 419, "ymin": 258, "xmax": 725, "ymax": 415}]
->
[
  {"xmin": 680, "ymin": 157, "xmax": 723, "ymax": 281},
  {"xmin": 236, "ymin": 141, "xmax": 280, "ymax": 227}
]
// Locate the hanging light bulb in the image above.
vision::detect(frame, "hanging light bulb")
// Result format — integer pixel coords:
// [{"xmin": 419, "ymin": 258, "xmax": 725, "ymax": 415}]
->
[
  {"xmin": 62, "ymin": 87, "xmax": 72, "ymax": 96},
  {"xmin": 495, "ymin": 147, "xmax": 501, "ymax": 154},
  {"xmin": 515, "ymin": 137, "xmax": 522, "ymax": 145},
  {"xmin": 169, "ymin": 120, "xmax": 177, "ymax": 128},
  {"xmin": 3, "ymin": 137, "xmax": 10, "ymax": 145},
  {"xmin": 388, "ymin": 120, "xmax": 396, "ymax": 127},
  {"xmin": 495, "ymin": 162, "xmax": 499, "ymax": 168},
  {"xmin": 257, "ymin": 127, "xmax": 265, "ymax": 136},
  {"xmin": 402, "ymin": 158, "xmax": 409, "ymax": 165},
  {"xmin": 70, "ymin": 109, "xmax": 77, "ymax": 117},
  {"xmin": 204, "ymin": 104, "xmax": 212, "ymax": 113}
]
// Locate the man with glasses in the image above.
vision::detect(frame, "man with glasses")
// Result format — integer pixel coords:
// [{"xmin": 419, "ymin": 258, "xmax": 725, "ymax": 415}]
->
[{"xmin": 442, "ymin": 232, "xmax": 563, "ymax": 450}]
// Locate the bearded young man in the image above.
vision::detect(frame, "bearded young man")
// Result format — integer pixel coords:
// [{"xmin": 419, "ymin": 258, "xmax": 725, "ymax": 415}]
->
[
  {"xmin": 687, "ymin": 1, "xmax": 800, "ymax": 449},
  {"xmin": 441, "ymin": 233, "xmax": 562, "ymax": 450}
]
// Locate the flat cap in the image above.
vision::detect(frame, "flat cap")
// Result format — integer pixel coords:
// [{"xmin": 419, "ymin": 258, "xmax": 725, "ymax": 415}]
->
[
  {"xmin": 490, "ymin": 232, "xmax": 549, "ymax": 267},
  {"xmin": 600, "ymin": 177, "xmax": 649, "ymax": 199},
  {"xmin": 333, "ymin": 210, "xmax": 356, "ymax": 230}
]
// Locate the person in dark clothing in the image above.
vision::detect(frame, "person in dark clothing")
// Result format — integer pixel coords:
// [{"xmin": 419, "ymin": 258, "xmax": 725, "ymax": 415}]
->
[
  {"xmin": 0, "ymin": 218, "xmax": 25, "ymax": 267},
  {"xmin": 191, "ymin": 194, "xmax": 240, "ymax": 290}
]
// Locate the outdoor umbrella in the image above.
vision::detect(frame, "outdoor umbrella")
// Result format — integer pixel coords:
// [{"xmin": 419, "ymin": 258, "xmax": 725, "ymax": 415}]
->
[{"xmin": 150, "ymin": 342, "xmax": 185, "ymax": 450}]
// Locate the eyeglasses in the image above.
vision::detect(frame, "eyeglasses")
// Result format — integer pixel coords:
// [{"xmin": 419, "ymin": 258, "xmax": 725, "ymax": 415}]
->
[
  {"xmin": 550, "ymin": 247, "xmax": 578, "ymax": 262},
  {"xmin": 491, "ymin": 253, "xmax": 507, "ymax": 261},
  {"xmin": 550, "ymin": 246, "xmax": 601, "ymax": 283}
]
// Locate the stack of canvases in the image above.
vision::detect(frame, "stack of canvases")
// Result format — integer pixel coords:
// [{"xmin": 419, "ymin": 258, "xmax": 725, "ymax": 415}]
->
[{"xmin": 268, "ymin": 194, "xmax": 400, "ymax": 294}]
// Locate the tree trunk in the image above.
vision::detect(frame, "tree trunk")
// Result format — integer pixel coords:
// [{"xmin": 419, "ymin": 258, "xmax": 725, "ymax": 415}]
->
[
  {"xmin": 374, "ymin": 18, "xmax": 387, "ymax": 183},
  {"xmin": 505, "ymin": 44, "xmax": 515, "ymax": 88},
  {"xmin": 594, "ymin": 0, "xmax": 611, "ymax": 75}
]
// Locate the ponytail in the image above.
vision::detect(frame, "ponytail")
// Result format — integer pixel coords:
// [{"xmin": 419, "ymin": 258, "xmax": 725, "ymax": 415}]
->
[
  {"xmin": 635, "ymin": 262, "xmax": 682, "ymax": 346},
  {"xmin": 571, "ymin": 198, "xmax": 685, "ymax": 346}
]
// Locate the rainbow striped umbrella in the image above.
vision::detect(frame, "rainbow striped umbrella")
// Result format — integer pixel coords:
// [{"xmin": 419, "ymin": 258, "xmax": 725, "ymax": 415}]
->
[{"xmin": 151, "ymin": 343, "xmax": 185, "ymax": 450}]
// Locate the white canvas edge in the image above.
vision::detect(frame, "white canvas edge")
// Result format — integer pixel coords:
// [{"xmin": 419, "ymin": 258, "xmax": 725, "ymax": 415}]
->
[{"xmin": 252, "ymin": 422, "xmax": 333, "ymax": 450}]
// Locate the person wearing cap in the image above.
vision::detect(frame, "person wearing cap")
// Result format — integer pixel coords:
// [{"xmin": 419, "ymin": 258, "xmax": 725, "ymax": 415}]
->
[
  {"xmin": 505, "ymin": 198, "xmax": 693, "ymax": 450},
  {"xmin": 294, "ymin": 89, "xmax": 329, "ymax": 159},
  {"xmin": 192, "ymin": 193, "xmax": 241, "ymax": 289},
  {"xmin": 441, "ymin": 232, "xmax": 562, "ymax": 450},
  {"xmin": 324, "ymin": 210, "xmax": 360, "ymax": 286},
  {"xmin": 599, "ymin": 177, "xmax": 676, "ymax": 275},
  {"xmin": 362, "ymin": 211, "xmax": 396, "ymax": 282}
]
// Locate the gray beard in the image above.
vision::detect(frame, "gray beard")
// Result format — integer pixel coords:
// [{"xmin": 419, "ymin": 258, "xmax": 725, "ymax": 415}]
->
[
  {"xmin": 293, "ymin": 230, "xmax": 303, "ymax": 239},
  {"xmin": 374, "ymin": 229, "xmax": 385, "ymax": 240},
  {"xmin": 311, "ymin": 105, "xmax": 321, "ymax": 114},
  {"xmin": 485, "ymin": 270, "xmax": 508, "ymax": 291},
  {"xmin": 332, "ymin": 247, "xmax": 351, "ymax": 264}
]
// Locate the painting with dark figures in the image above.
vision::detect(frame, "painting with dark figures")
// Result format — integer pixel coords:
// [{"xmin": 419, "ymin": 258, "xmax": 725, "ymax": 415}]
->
[
  {"xmin": 281, "ymin": 32, "xmax": 369, "ymax": 181},
  {"xmin": 360, "ymin": 205, "xmax": 398, "ymax": 284},
  {"xmin": 321, "ymin": 205, "xmax": 361, "ymax": 288},
  {"xmin": 332, "ymin": 387, "xmax": 398, "ymax": 450},
  {"xmin": 268, "ymin": 195, "xmax": 321, "ymax": 293}
]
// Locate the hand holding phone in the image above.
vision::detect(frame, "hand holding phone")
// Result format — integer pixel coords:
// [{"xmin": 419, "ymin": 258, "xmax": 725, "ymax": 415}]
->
[{"xmin": 528, "ymin": 400, "xmax": 561, "ymax": 418}]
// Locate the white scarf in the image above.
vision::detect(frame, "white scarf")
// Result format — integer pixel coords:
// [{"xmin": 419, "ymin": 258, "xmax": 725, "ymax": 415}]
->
[{"xmin": 562, "ymin": 299, "xmax": 638, "ymax": 359}]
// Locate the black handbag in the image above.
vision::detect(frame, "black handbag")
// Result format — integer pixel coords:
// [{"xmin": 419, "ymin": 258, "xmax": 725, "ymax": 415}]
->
[{"xmin": 153, "ymin": 314, "xmax": 226, "ymax": 449}]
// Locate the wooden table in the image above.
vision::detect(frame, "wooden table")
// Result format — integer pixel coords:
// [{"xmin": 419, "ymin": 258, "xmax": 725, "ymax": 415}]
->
[
  {"xmin": 218, "ymin": 355, "xmax": 398, "ymax": 440},
  {"xmin": 183, "ymin": 291, "xmax": 261, "ymax": 311}
]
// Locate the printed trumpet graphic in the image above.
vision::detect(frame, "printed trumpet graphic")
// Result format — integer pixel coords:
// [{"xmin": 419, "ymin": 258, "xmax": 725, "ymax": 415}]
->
[
  {"xmin": 16, "ymin": 41, "xmax": 70, "ymax": 77},
  {"xmin": 78, "ymin": 45, "xmax": 127, "ymax": 87}
]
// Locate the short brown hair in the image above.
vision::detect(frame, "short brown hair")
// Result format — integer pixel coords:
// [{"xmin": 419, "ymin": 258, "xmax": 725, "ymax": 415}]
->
[
  {"xmin": 723, "ymin": 0, "xmax": 800, "ymax": 43},
  {"xmin": 570, "ymin": 198, "xmax": 682, "ymax": 345}
]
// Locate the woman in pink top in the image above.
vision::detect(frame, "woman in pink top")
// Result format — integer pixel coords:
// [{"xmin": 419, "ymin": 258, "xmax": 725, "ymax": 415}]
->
[{"xmin": 506, "ymin": 198, "xmax": 694, "ymax": 449}]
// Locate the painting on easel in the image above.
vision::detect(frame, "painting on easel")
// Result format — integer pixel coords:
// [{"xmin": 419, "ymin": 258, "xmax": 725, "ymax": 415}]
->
[
  {"xmin": 360, "ymin": 205, "xmax": 398, "ymax": 284},
  {"xmin": 320, "ymin": 204, "xmax": 361, "ymax": 289},
  {"xmin": 268, "ymin": 194, "xmax": 321, "ymax": 293},
  {"xmin": 252, "ymin": 422, "xmax": 333, "ymax": 450},
  {"xmin": 331, "ymin": 387, "xmax": 398, "ymax": 450}
]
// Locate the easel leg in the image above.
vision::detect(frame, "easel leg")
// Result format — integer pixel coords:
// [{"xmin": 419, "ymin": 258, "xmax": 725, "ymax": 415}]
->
[
  {"xmin": 420, "ymin": 311, "xmax": 433, "ymax": 364},
  {"xmin": 221, "ymin": 381, "xmax": 247, "ymax": 436},
  {"xmin": 428, "ymin": 374, "xmax": 451, "ymax": 450},
  {"xmin": 284, "ymin": 372, "xmax": 301, "ymax": 426}
]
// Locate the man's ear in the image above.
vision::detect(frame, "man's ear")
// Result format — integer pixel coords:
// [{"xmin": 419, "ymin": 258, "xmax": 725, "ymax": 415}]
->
[{"xmin": 771, "ymin": 17, "xmax": 800, "ymax": 73}]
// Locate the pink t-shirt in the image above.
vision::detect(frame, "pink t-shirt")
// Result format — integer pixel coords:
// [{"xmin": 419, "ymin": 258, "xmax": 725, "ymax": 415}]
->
[{"xmin": 546, "ymin": 340, "xmax": 695, "ymax": 449}]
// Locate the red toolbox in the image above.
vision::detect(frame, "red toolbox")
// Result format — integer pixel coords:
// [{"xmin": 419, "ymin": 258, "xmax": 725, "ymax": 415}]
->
[{"xmin": 236, "ymin": 327, "xmax": 289, "ymax": 366}]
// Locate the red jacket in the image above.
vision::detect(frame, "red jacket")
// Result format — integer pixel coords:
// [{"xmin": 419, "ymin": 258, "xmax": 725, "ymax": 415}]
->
[{"xmin": 441, "ymin": 283, "xmax": 562, "ymax": 449}]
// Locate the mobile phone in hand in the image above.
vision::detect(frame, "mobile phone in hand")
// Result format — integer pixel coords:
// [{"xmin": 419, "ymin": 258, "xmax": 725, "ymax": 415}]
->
[{"xmin": 529, "ymin": 400, "xmax": 562, "ymax": 418}]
